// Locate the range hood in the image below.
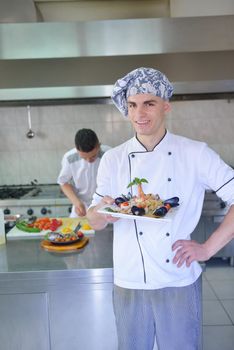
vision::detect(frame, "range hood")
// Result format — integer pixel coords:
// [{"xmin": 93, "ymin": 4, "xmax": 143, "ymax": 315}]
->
[
  {"xmin": 1, "ymin": 15, "xmax": 234, "ymax": 59},
  {"xmin": 0, "ymin": 0, "xmax": 38, "ymax": 23},
  {"xmin": 0, "ymin": 15, "xmax": 234, "ymax": 101}
]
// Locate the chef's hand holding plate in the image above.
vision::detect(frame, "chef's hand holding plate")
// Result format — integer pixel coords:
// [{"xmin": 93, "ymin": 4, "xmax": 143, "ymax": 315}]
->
[
  {"xmin": 87, "ymin": 195, "xmax": 119, "ymax": 230},
  {"xmin": 97, "ymin": 196, "xmax": 119, "ymax": 223}
]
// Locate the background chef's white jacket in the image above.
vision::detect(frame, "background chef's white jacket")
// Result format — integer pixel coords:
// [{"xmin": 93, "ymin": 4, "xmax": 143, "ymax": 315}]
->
[
  {"xmin": 57, "ymin": 144, "xmax": 110, "ymax": 217},
  {"xmin": 91, "ymin": 131, "xmax": 234, "ymax": 289}
]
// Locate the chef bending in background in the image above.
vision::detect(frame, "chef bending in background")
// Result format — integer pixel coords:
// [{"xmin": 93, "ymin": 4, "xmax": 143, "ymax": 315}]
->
[{"xmin": 57, "ymin": 128, "xmax": 111, "ymax": 217}]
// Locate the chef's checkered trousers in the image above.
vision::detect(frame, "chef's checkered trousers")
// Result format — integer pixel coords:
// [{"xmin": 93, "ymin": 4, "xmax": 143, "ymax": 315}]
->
[{"xmin": 113, "ymin": 276, "xmax": 202, "ymax": 350}]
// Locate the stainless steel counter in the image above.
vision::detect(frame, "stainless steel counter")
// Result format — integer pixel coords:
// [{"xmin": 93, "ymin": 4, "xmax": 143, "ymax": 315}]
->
[
  {"xmin": 1, "ymin": 225, "xmax": 113, "ymax": 273},
  {"xmin": 0, "ymin": 225, "xmax": 117, "ymax": 350}
]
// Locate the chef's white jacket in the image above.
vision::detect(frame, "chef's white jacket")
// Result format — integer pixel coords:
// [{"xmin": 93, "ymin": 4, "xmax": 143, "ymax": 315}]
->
[
  {"xmin": 91, "ymin": 131, "xmax": 234, "ymax": 289},
  {"xmin": 57, "ymin": 144, "xmax": 111, "ymax": 217}
]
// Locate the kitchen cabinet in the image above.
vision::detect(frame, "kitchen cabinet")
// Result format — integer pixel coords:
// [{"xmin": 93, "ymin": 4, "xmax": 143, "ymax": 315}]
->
[
  {"xmin": 0, "ymin": 226, "xmax": 117, "ymax": 350},
  {"xmin": 50, "ymin": 285, "xmax": 116, "ymax": 350},
  {"xmin": 0, "ymin": 293, "xmax": 50, "ymax": 350}
]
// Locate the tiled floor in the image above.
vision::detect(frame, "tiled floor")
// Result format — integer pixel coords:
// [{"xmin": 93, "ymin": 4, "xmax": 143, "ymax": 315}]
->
[{"xmin": 202, "ymin": 258, "xmax": 234, "ymax": 350}]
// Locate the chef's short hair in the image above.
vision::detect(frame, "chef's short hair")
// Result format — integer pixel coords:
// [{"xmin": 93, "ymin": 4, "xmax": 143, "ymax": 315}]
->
[{"xmin": 75, "ymin": 128, "xmax": 99, "ymax": 152}]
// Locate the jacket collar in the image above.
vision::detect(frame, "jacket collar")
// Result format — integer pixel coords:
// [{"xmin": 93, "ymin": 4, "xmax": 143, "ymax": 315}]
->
[{"xmin": 130, "ymin": 130, "xmax": 171, "ymax": 152}]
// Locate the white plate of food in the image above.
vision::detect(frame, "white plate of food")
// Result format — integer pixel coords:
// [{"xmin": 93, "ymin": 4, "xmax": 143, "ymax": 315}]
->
[
  {"xmin": 97, "ymin": 204, "xmax": 179, "ymax": 223},
  {"xmin": 97, "ymin": 177, "xmax": 180, "ymax": 223}
]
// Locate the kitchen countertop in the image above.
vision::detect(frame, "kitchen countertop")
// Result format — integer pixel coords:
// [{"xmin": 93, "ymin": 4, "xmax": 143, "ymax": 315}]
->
[{"xmin": 0, "ymin": 225, "xmax": 113, "ymax": 274}]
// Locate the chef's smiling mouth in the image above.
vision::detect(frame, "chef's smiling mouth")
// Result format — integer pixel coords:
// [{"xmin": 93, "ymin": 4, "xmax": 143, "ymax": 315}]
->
[{"xmin": 135, "ymin": 120, "xmax": 150, "ymax": 125}]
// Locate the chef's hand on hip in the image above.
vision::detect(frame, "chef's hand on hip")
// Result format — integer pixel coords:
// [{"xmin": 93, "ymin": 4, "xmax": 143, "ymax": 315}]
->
[
  {"xmin": 75, "ymin": 200, "xmax": 86, "ymax": 217},
  {"xmin": 172, "ymin": 239, "xmax": 209, "ymax": 267}
]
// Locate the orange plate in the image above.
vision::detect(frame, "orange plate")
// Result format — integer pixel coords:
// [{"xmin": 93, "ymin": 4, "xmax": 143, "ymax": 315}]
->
[{"xmin": 40, "ymin": 236, "xmax": 89, "ymax": 252}]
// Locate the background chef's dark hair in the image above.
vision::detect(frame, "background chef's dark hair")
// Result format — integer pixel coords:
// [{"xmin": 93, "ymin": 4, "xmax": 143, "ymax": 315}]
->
[{"xmin": 75, "ymin": 128, "xmax": 99, "ymax": 152}]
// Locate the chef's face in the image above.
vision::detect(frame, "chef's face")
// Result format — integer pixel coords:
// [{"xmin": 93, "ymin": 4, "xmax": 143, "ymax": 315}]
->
[
  {"xmin": 127, "ymin": 94, "xmax": 171, "ymax": 138},
  {"xmin": 78, "ymin": 144, "xmax": 100, "ymax": 163}
]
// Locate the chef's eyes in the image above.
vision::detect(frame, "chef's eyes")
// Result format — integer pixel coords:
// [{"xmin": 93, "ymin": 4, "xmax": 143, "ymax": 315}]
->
[{"xmin": 128, "ymin": 102, "xmax": 156, "ymax": 108}]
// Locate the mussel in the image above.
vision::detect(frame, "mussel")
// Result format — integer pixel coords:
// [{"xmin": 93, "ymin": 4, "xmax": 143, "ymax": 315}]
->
[
  {"xmin": 131, "ymin": 206, "xmax": 145, "ymax": 216},
  {"xmin": 115, "ymin": 192, "xmax": 132, "ymax": 206},
  {"xmin": 153, "ymin": 197, "xmax": 180, "ymax": 217},
  {"xmin": 163, "ymin": 196, "xmax": 180, "ymax": 207},
  {"xmin": 115, "ymin": 197, "xmax": 127, "ymax": 206},
  {"xmin": 153, "ymin": 206, "xmax": 168, "ymax": 217}
]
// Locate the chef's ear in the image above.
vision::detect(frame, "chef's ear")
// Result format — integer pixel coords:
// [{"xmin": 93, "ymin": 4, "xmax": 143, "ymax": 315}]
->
[{"xmin": 163, "ymin": 101, "xmax": 171, "ymax": 113}]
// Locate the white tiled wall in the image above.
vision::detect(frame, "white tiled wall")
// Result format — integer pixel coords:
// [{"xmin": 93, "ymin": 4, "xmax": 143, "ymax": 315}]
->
[
  {"xmin": 166, "ymin": 99, "xmax": 234, "ymax": 165},
  {"xmin": 0, "ymin": 99, "xmax": 233, "ymax": 185},
  {"xmin": 0, "ymin": 103, "xmax": 134, "ymax": 185}
]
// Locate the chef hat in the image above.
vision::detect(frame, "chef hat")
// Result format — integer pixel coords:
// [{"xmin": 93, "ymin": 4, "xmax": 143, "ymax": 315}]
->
[{"xmin": 111, "ymin": 67, "xmax": 174, "ymax": 116}]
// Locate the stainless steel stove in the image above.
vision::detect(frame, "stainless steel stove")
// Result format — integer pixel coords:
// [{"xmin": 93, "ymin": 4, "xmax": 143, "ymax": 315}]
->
[
  {"xmin": 0, "ymin": 184, "xmax": 72, "ymax": 218},
  {"xmin": 0, "ymin": 185, "xmax": 39, "ymax": 200}
]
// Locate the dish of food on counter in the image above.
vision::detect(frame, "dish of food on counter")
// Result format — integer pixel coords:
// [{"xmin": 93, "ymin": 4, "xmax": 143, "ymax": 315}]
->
[
  {"xmin": 98, "ymin": 177, "xmax": 180, "ymax": 222},
  {"xmin": 44, "ymin": 229, "xmax": 84, "ymax": 245}
]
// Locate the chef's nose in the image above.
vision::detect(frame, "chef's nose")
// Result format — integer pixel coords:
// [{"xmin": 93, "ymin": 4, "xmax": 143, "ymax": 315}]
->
[{"xmin": 135, "ymin": 105, "xmax": 146, "ymax": 117}]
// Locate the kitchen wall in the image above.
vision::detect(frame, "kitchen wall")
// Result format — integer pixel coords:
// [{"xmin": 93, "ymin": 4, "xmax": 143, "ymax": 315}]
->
[{"xmin": 0, "ymin": 98, "xmax": 234, "ymax": 185}]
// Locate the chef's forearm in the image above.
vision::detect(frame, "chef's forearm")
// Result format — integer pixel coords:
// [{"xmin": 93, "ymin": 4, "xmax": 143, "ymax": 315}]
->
[
  {"xmin": 87, "ymin": 206, "xmax": 108, "ymax": 230},
  {"xmin": 203, "ymin": 205, "xmax": 234, "ymax": 258},
  {"xmin": 87, "ymin": 195, "xmax": 118, "ymax": 230},
  {"xmin": 60, "ymin": 183, "xmax": 82, "ymax": 207}
]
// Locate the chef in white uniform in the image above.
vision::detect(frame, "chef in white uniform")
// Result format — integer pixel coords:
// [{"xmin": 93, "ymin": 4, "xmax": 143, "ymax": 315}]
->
[
  {"xmin": 87, "ymin": 68, "xmax": 234, "ymax": 350},
  {"xmin": 57, "ymin": 128, "xmax": 110, "ymax": 217}
]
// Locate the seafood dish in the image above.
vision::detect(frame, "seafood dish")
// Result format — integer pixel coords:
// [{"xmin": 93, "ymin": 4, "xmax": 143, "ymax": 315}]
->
[
  {"xmin": 102, "ymin": 194, "xmax": 179, "ymax": 218},
  {"xmin": 44, "ymin": 223, "xmax": 84, "ymax": 245},
  {"xmin": 44, "ymin": 230, "xmax": 84, "ymax": 245},
  {"xmin": 98, "ymin": 177, "xmax": 180, "ymax": 220}
]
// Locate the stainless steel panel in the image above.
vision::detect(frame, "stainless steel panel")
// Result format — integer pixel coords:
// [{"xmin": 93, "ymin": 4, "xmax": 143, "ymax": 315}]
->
[
  {"xmin": 0, "ymin": 16, "xmax": 234, "ymax": 60},
  {"xmin": 50, "ymin": 287, "xmax": 117, "ymax": 350},
  {"xmin": 0, "ymin": 80, "xmax": 234, "ymax": 101},
  {"xmin": 0, "ymin": 293, "xmax": 50, "ymax": 350},
  {"xmin": 0, "ymin": 85, "xmax": 113, "ymax": 101},
  {"xmin": 0, "ymin": 273, "xmax": 116, "ymax": 350},
  {"xmin": 174, "ymin": 80, "xmax": 234, "ymax": 95}
]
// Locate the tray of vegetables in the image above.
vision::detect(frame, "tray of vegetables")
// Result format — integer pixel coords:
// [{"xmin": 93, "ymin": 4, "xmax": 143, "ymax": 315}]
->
[{"xmin": 16, "ymin": 217, "xmax": 63, "ymax": 233}]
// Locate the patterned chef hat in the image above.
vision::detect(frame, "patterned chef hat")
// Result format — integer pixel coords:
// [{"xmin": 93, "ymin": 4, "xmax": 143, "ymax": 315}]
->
[{"xmin": 111, "ymin": 67, "xmax": 174, "ymax": 116}]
